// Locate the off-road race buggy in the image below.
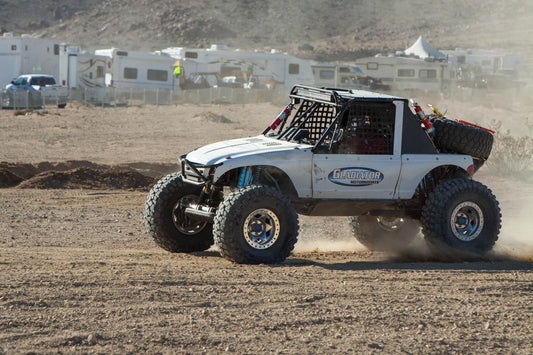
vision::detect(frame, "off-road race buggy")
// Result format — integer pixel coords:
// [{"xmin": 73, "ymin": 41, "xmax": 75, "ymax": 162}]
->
[{"xmin": 144, "ymin": 85, "xmax": 501, "ymax": 264}]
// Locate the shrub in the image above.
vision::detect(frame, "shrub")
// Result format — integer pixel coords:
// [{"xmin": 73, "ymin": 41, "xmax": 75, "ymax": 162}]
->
[{"xmin": 486, "ymin": 120, "xmax": 533, "ymax": 176}]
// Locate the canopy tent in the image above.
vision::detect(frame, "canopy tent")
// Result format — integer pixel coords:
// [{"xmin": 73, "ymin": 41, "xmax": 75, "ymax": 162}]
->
[{"xmin": 404, "ymin": 36, "xmax": 445, "ymax": 59}]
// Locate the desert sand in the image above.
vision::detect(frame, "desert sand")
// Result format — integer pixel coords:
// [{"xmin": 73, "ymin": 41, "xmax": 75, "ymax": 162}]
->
[{"xmin": 0, "ymin": 98, "xmax": 532, "ymax": 354}]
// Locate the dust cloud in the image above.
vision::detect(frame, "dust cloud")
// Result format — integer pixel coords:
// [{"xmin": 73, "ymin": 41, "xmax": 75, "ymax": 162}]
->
[{"xmin": 495, "ymin": 201, "xmax": 533, "ymax": 262}]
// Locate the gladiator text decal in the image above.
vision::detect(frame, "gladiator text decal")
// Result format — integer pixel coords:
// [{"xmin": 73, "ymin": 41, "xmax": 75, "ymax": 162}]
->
[{"xmin": 328, "ymin": 167, "xmax": 384, "ymax": 186}]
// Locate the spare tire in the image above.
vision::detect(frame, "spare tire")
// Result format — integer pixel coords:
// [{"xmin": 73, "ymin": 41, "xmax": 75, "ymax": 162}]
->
[{"xmin": 430, "ymin": 118, "xmax": 493, "ymax": 160}]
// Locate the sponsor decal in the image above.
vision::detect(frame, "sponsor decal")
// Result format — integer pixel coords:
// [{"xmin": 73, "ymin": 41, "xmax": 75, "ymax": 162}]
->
[{"xmin": 328, "ymin": 167, "xmax": 384, "ymax": 186}]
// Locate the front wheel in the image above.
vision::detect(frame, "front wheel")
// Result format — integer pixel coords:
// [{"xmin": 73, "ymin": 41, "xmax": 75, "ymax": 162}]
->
[
  {"xmin": 213, "ymin": 185, "xmax": 299, "ymax": 264},
  {"xmin": 421, "ymin": 178, "xmax": 501, "ymax": 255},
  {"xmin": 349, "ymin": 215, "xmax": 420, "ymax": 252},
  {"xmin": 144, "ymin": 172, "xmax": 214, "ymax": 252}
]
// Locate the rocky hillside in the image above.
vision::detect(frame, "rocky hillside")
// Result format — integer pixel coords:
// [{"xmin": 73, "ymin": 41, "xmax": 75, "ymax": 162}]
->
[{"xmin": 1, "ymin": 0, "xmax": 532, "ymax": 62}]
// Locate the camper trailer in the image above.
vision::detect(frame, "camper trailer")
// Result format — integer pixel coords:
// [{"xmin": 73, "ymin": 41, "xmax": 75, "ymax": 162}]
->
[
  {"xmin": 311, "ymin": 63, "xmax": 366, "ymax": 89},
  {"xmin": 356, "ymin": 55, "xmax": 454, "ymax": 95},
  {"xmin": 442, "ymin": 48, "xmax": 523, "ymax": 89},
  {"xmin": 58, "ymin": 45, "xmax": 109, "ymax": 103},
  {"xmin": 95, "ymin": 48, "xmax": 177, "ymax": 90},
  {"xmin": 161, "ymin": 45, "xmax": 314, "ymax": 89},
  {"xmin": 443, "ymin": 48, "xmax": 522, "ymax": 76},
  {"xmin": 355, "ymin": 36, "xmax": 455, "ymax": 95},
  {"xmin": 0, "ymin": 33, "xmax": 61, "ymax": 87},
  {"xmin": 59, "ymin": 45, "xmax": 108, "ymax": 88}
]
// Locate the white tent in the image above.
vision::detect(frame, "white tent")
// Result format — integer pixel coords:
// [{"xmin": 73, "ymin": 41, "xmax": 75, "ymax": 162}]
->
[{"xmin": 404, "ymin": 36, "xmax": 445, "ymax": 59}]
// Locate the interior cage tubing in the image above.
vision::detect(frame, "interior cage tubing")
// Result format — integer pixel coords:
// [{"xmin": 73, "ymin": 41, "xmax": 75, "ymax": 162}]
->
[
  {"xmin": 278, "ymin": 102, "xmax": 318, "ymax": 139},
  {"xmin": 283, "ymin": 104, "xmax": 322, "ymax": 141},
  {"xmin": 290, "ymin": 102, "xmax": 339, "ymax": 143},
  {"xmin": 313, "ymin": 106, "xmax": 348, "ymax": 151}
]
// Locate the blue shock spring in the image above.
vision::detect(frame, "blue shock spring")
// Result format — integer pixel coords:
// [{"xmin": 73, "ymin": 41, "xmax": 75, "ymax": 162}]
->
[{"xmin": 238, "ymin": 167, "xmax": 253, "ymax": 187}]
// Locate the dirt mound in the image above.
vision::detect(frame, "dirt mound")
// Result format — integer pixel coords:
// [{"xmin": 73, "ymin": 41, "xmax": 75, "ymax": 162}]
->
[
  {"xmin": 17, "ymin": 167, "xmax": 155, "ymax": 190},
  {"xmin": 195, "ymin": 112, "xmax": 233, "ymax": 124},
  {"xmin": 0, "ymin": 161, "xmax": 176, "ymax": 190},
  {"xmin": 118, "ymin": 162, "xmax": 176, "ymax": 178},
  {"xmin": 0, "ymin": 160, "xmax": 104, "ymax": 179},
  {"xmin": 0, "ymin": 168, "xmax": 23, "ymax": 188}
]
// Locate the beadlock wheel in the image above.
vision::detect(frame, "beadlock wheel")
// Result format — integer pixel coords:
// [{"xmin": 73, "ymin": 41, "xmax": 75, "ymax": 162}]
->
[
  {"xmin": 144, "ymin": 173, "xmax": 214, "ymax": 252},
  {"xmin": 243, "ymin": 208, "xmax": 280, "ymax": 249},
  {"xmin": 172, "ymin": 195, "xmax": 208, "ymax": 235},
  {"xmin": 213, "ymin": 185, "xmax": 299, "ymax": 264},
  {"xmin": 421, "ymin": 178, "xmax": 501, "ymax": 255},
  {"xmin": 376, "ymin": 217, "xmax": 405, "ymax": 232},
  {"xmin": 450, "ymin": 201, "xmax": 484, "ymax": 242},
  {"xmin": 349, "ymin": 215, "xmax": 419, "ymax": 252}
]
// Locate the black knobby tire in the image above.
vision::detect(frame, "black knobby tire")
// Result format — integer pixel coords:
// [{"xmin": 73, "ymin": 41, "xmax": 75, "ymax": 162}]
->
[
  {"xmin": 421, "ymin": 178, "xmax": 501, "ymax": 255},
  {"xmin": 144, "ymin": 172, "xmax": 214, "ymax": 252},
  {"xmin": 348, "ymin": 216, "xmax": 420, "ymax": 252},
  {"xmin": 213, "ymin": 185, "xmax": 299, "ymax": 264},
  {"xmin": 430, "ymin": 118, "xmax": 493, "ymax": 159}
]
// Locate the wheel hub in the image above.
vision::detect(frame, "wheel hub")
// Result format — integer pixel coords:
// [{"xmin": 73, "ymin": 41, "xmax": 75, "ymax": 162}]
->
[
  {"xmin": 172, "ymin": 195, "xmax": 208, "ymax": 235},
  {"xmin": 243, "ymin": 208, "xmax": 280, "ymax": 250},
  {"xmin": 450, "ymin": 202, "xmax": 484, "ymax": 241},
  {"xmin": 376, "ymin": 217, "xmax": 404, "ymax": 232}
]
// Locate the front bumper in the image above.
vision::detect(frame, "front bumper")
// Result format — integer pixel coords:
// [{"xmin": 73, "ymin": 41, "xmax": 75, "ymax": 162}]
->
[{"xmin": 179, "ymin": 154, "xmax": 221, "ymax": 185}]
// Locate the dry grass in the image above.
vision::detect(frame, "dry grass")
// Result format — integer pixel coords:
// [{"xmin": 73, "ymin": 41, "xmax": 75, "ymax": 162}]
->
[{"xmin": 487, "ymin": 120, "xmax": 533, "ymax": 176}]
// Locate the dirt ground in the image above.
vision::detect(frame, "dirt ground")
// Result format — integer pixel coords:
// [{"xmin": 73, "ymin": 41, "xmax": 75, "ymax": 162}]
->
[{"xmin": 0, "ymin": 101, "xmax": 532, "ymax": 354}]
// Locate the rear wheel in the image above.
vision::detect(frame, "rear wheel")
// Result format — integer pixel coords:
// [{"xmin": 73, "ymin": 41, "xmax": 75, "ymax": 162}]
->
[
  {"xmin": 349, "ymin": 215, "xmax": 420, "ymax": 252},
  {"xmin": 144, "ymin": 173, "xmax": 214, "ymax": 252},
  {"xmin": 421, "ymin": 178, "xmax": 501, "ymax": 255},
  {"xmin": 213, "ymin": 185, "xmax": 299, "ymax": 264}
]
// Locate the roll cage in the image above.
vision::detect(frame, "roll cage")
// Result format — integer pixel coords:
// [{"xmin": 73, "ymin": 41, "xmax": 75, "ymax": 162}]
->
[{"xmin": 275, "ymin": 85, "xmax": 403, "ymax": 152}]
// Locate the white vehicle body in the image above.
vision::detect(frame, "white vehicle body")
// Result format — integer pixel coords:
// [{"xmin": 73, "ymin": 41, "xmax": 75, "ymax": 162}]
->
[
  {"xmin": 181, "ymin": 87, "xmax": 474, "ymax": 212},
  {"xmin": 95, "ymin": 48, "xmax": 177, "ymax": 90},
  {"xmin": 183, "ymin": 125, "xmax": 471, "ymax": 202},
  {"xmin": 0, "ymin": 33, "xmax": 61, "ymax": 88},
  {"xmin": 161, "ymin": 45, "xmax": 314, "ymax": 89}
]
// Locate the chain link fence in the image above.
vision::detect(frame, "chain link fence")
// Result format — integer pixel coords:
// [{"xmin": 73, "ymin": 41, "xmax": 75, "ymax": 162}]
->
[
  {"xmin": 5, "ymin": 85, "xmax": 524, "ymax": 110},
  {"xmin": 0, "ymin": 90, "xmax": 67, "ymax": 109},
  {"xmin": 1, "ymin": 87, "xmax": 289, "ymax": 109}
]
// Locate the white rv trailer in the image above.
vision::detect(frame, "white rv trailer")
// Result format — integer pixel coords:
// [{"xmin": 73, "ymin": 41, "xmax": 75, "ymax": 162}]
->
[
  {"xmin": 442, "ymin": 48, "xmax": 522, "ymax": 76},
  {"xmin": 0, "ymin": 33, "xmax": 61, "ymax": 87},
  {"xmin": 161, "ymin": 44, "xmax": 314, "ymax": 89},
  {"xmin": 355, "ymin": 55, "xmax": 454, "ymax": 94},
  {"xmin": 58, "ymin": 45, "xmax": 108, "ymax": 88},
  {"xmin": 94, "ymin": 48, "xmax": 177, "ymax": 90},
  {"xmin": 311, "ymin": 62, "xmax": 367, "ymax": 89}
]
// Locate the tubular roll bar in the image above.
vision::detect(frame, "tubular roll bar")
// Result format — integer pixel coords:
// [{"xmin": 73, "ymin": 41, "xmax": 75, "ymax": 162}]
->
[{"xmin": 289, "ymin": 85, "xmax": 343, "ymax": 107}]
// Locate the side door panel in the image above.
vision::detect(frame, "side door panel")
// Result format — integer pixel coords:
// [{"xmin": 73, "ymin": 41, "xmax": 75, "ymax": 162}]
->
[{"xmin": 312, "ymin": 100, "xmax": 404, "ymax": 199}]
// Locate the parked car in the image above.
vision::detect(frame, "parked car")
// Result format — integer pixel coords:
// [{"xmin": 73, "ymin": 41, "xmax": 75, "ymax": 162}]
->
[{"xmin": 2, "ymin": 74, "xmax": 68, "ymax": 109}]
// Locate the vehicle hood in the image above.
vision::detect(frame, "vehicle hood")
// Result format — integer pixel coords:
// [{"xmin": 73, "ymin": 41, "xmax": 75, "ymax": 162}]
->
[{"xmin": 185, "ymin": 135, "xmax": 312, "ymax": 166}]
